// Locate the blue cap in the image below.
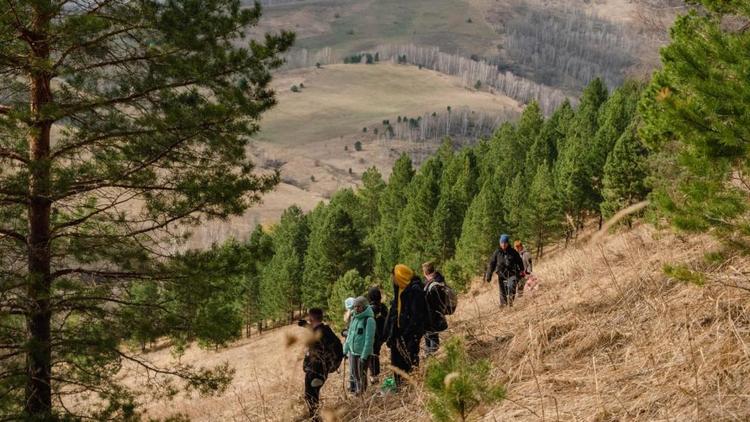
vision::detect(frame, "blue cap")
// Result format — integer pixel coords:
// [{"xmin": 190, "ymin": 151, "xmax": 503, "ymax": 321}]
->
[
  {"xmin": 344, "ymin": 297, "xmax": 355, "ymax": 310},
  {"xmin": 499, "ymin": 234, "xmax": 510, "ymax": 244}
]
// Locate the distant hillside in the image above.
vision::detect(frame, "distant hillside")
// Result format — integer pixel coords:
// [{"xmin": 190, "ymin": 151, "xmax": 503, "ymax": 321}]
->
[{"xmin": 250, "ymin": 0, "xmax": 684, "ymax": 93}]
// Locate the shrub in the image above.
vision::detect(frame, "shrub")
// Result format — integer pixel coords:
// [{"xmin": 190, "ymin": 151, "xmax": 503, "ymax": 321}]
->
[
  {"xmin": 310, "ymin": 175, "xmax": 316, "ymax": 182},
  {"xmin": 290, "ymin": 85, "xmax": 299, "ymax": 93},
  {"xmin": 663, "ymin": 263, "xmax": 706, "ymax": 286},
  {"xmin": 474, "ymin": 80, "xmax": 482, "ymax": 90},
  {"xmin": 425, "ymin": 337, "xmax": 505, "ymax": 422},
  {"xmin": 354, "ymin": 141, "xmax": 363, "ymax": 152}
]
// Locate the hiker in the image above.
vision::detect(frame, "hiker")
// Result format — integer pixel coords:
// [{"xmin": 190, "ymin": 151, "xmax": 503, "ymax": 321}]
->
[
  {"xmin": 299, "ymin": 308, "xmax": 343, "ymax": 421},
  {"xmin": 366, "ymin": 286, "xmax": 388, "ymax": 384},
  {"xmin": 514, "ymin": 240, "xmax": 533, "ymax": 296},
  {"xmin": 385, "ymin": 264, "xmax": 427, "ymax": 387},
  {"xmin": 343, "ymin": 296, "xmax": 376, "ymax": 395},
  {"xmin": 485, "ymin": 234, "xmax": 524, "ymax": 306},
  {"xmin": 422, "ymin": 261, "xmax": 448, "ymax": 356}
]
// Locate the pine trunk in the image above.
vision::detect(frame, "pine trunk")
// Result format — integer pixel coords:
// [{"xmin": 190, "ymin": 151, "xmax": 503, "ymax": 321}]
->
[{"xmin": 25, "ymin": 14, "xmax": 54, "ymax": 416}]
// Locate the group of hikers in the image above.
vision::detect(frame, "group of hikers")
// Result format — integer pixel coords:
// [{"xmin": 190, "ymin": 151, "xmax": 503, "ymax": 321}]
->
[{"xmin": 298, "ymin": 235, "xmax": 534, "ymax": 421}]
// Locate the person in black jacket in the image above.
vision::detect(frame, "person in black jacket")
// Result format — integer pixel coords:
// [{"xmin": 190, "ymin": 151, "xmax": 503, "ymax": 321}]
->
[
  {"xmin": 366, "ymin": 286, "xmax": 388, "ymax": 384},
  {"xmin": 422, "ymin": 261, "xmax": 448, "ymax": 355},
  {"xmin": 299, "ymin": 308, "xmax": 340, "ymax": 421},
  {"xmin": 485, "ymin": 234, "xmax": 524, "ymax": 307},
  {"xmin": 385, "ymin": 264, "xmax": 427, "ymax": 387}
]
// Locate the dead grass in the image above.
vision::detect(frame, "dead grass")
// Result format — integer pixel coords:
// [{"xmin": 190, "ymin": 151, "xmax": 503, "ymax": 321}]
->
[{"xmin": 130, "ymin": 223, "xmax": 750, "ymax": 421}]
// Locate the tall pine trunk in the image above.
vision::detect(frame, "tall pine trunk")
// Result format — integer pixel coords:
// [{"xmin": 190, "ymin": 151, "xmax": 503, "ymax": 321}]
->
[{"xmin": 25, "ymin": 6, "xmax": 53, "ymax": 417}]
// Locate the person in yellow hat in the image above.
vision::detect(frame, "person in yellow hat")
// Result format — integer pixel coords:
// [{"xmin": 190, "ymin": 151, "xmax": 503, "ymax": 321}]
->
[{"xmin": 384, "ymin": 264, "xmax": 427, "ymax": 387}]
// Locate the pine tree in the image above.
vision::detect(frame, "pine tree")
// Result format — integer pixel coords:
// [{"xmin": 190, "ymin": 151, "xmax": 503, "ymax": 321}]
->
[
  {"xmin": 327, "ymin": 270, "xmax": 369, "ymax": 329},
  {"xmin": 600, "ymin": 125, "xmax": 650, "ymax": 224},
  {"xmin": 373, "ymin": 154, "xmax": 415, "ymax": 280},
  {"xmin": 453, "ymin": 169, "xmax": 506, "ymax": 289},
  {"xmin": 425, "ymin": 337, "xmax": 506, "ymax": 422},
  {"xmin": 525, "ymin": 100, "xmax": 573, "ymax": 174},
  {"xmin": 260, "ymin": 206, "xmax": 309, "ymax": 321},
  {"xmin": 359, "ymin": 167, "xmax": 386, "ymax": 228},
  {"xmin": 243, "ymin": 225, "xmax": 274, "ymax": 333},
  {"xmin": 503, "ymin": 174, "xmax": 526, "ymax": 236},
  {"xmin": 515, "ymin": 101, "xmax": 544, "ymax": 170},
  {"xmin": 431, "ymin": 149, "xmax": 480, "ymax": 262},
  {"xmin": 555, "ymin": 79, "xmax": 609, "ymax": 233},
  {"xmin": 399, "ymin": 157, "xmax": 443, "ymax": 269},
  {"xmin": 639, "ymin": 1, "xmax": 750, "ymax": 238},
  {"xmin": 302, "ymin": 204, "xmax": 370, "ymax": 309},
  {"xmin": 589, "ymin": 81, "xmax": 642, "ymax": 210},
  {"xmin": 0, "ymin": 1, "xmax": 292, "ymax": 418},
  {"xmin": 522, "ymin": 163, "xmax": 563, "ymax": 257}
]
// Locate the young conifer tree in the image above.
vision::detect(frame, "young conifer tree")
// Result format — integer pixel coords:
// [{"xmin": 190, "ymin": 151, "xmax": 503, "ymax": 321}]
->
[{"xmin": 640, "ymin": 0, "xmax": 750, "ymax": 239}]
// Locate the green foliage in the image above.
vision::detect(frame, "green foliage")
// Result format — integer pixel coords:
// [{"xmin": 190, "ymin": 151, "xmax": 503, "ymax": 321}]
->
[
  {"xmin": 0, "ymin": 0, "xmax": 292, "ymax": 418},
  {"xmin": 354, "ymin": 140, "xmax": 363, "ymax": 151},
  {"xmin": 639, "ymin": 1, "xmax": 750, "ymax": 240},
  {"xmin": 521, "ymin": 163, "xmax": 563, "ymax": 257},
  {"xmin": 291, "ymin": 85, "xmax": 300, "ymax": 92},
  {"xmin": 328, "ymin": 270, "xmax": 369, "ymax": 330},
  {"xmin": 452, "ymin": 171, "xmax": 505, "ymax": 289},
  {"xmin": 555, "ymin": 79, "xmax": 609, "ymax": 229},
  {"xmin": 261, "ymin": 207, "xmax": 309, "ymax": 320},
  {"xmin": 662, "ymin": 263, "xmax": 706, "ymax": 287},
  {"xmin": 399, "ymin": 157, "xmax": 444, "ymax": 268},
  {"xmin": 373, "ymin": 154, "xmax": 415, "ymax": 280},
  {"xmin": 424, "ymin": 337, "xmax": 506, "ymax": 422},
  {"xmin": 600, "ymin": 125, "xmax": 650, "ymax": 222},
  {"xmin": 302, "ymin": 203, "xmax": 371, "ymax": 308}
]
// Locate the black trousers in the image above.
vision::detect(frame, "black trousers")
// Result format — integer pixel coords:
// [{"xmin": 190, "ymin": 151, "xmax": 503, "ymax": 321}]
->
[
  {"xmin": 304, "ymin": 371, "xmax": 326, "ymax": 420},
  {"xmin": 369, "ymin": 341, "xmax": 383, "ymax": 378},
  {"xmin": 390, "ymin": 336, "xmax": 421, "ymax": 386},
  {"xmin": 499, "ymin": 278, "xmax": 518, "ymax": 306}
]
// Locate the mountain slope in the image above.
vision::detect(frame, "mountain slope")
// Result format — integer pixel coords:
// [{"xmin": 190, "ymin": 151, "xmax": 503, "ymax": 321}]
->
[{"xmin": 121, "ymin": 223, "xmax": 750, "ymax": 421}]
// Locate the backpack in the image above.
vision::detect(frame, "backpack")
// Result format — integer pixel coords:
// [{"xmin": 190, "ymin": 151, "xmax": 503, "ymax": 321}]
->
[
  {"xmin": 427, "ymin": 281, "xmax": 458, "ymax": 316},
  {"xmin": 321, "ymin": 325, "xmax": 344, "ymax": 374}
]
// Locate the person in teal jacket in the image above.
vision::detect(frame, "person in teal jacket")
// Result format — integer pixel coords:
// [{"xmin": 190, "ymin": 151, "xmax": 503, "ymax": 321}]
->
[{"xmin": 343, "ymin": 296, "xmax": 376, "ymax": 395}]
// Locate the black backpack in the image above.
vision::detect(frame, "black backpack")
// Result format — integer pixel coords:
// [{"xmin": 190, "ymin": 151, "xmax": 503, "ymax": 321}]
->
[
  {"xmin": 321, "ymin": 325, "xmax": 344, "ymax": 374},
  {"xmin": 427, "ymin": 281, "xmax": 458, "ymax": 316}
]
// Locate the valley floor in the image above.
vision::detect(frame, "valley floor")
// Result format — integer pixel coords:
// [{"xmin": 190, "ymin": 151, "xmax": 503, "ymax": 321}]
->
[{"xmin": 127, "ymin": 224, "xmax": 750, "ymax": 421}]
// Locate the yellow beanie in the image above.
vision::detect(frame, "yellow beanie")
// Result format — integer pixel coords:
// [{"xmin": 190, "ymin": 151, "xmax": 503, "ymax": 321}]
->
[{"xmin": 393, "ymin": 264, "xmax": 414, "ymax": 289}]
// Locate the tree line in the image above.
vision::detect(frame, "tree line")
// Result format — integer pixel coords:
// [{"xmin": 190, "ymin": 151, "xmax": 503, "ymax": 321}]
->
[
  {"xmin": 151, "ymin": 77, "xmax": 648, "ymax": 343},
  {"xmin": 280, "ymin": 44, "xmax": 572, "ymax": 114}
]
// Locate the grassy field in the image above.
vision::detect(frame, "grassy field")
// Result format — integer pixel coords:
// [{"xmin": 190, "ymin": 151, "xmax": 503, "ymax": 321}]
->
[
  {"xmin": 257, "ymin": 0, "xmax": 499, "ymax": 56},
  {"xmin": 256, "ymin": 62, "xmax": 520, "ymax": 145}
]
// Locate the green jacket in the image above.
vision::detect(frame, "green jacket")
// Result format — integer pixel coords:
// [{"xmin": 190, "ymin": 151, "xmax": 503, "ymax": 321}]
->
[{"xmin": 343, "ymin": 306, "xmax": 376, "ymax": 359}]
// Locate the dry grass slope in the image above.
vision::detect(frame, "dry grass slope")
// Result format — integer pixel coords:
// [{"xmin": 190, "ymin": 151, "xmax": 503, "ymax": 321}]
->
[{"xmin": 132, "ymin": 224, "xmax": 750, "ymax": 421}]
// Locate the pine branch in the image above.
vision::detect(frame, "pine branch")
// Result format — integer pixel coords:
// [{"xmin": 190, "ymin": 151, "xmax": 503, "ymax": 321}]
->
[
  {"xmin": 0, "ymin": 228, "xmax": 25, "ymax": 243},
  {"xmin": 0, "ymin": 147, "xmax": 29, "ymax": 164}
]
